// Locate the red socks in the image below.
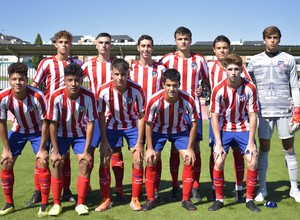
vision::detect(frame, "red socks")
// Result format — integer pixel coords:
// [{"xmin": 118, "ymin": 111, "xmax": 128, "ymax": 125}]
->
[
  {"xmin": 246, "ymin": 169, "xmax": 257, "ymax": 200},
  {"xmin": 132, "ymin": 167, "xmax": 143, "ymax": 198},
  {"xmin": 193, "ymin": 152, "xmax": 201, "ymax": 189},
  {"xmin": 213, "ymin": 168, "xmax": 224, "ymax": 200},
  {"xmin": 99, "ymin": 166, "xmax": 111, "ymax": 199},
  {"xmin": 1, "ymin": 169, "xmax": 14, "ymax": 204},
  {"xmin": 77, "ymin": 175, "xmax": 90, "ymax": 205},
  {"xmin": 233, "ymin": 150, "xmax": 245, "ymax": 187},
  {"xmin": 34, "ymin": 162, "xmax": 40, "ymax": 191},
  {"xmin": 155, "ymin": 159, "xmax": 162, "ymax": 192},
  {"xmin": 182, "ymin": 165, "xmax": 194, "ymax": 201},
  {"xmin": 111, "ymin": 152, "xmax": 124, "ymax": 189},
  {"xmin": 39, "ymin": 167, "xmax": 51, "ymax": 205},
  {"xmin": 51, "ymin": 176, "xmax": 63, "ymax": 205},
  {"xmin": 145, "ymin": 166, "xmax": 156, "ymax": 201},
  {"xmin": 63, "ymin": 156, "xmax": 71, "ymax": 191}
]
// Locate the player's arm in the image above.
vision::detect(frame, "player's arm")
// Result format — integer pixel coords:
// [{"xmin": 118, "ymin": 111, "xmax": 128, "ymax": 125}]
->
[
  {"xmin": 145, "ymin": 121, "xmax": 156, "ymax": 165},
  {"xmin": 31, "ymin": 81, "xmax": 39, "ymax": 88},
  {"xmin": 184, "ymin": 120, "xmax": 197, "ymax": 165},
  {"xmin": 99, "ymin": 112, "xmax": 112, "ymax": 166},
  {"xmin": 244, "ymin": 112, "xmax": 258, "ymax": 162},
  {"xmin": 80, "ymin": 120, "xmax": 94, "ymax": 163},
  {"xmin": 211, "ymin": 112, "xmax": 226, "ymax": 163},
  {"xmin": 36, "ymin": 119, "xmax": 50, "ymax": 166},
  {"xmin": 133, "ymin": 111, "xmax": 145, "ymax": 162},
  {"xmin": 0, "ymin": 119, "xmax": 12, "ymax": 165},
  {"xmin": 49, "ymin": 120, "xmax": 62, "ymax": 167},
  {"xmin": 289, "ymin": 59, "xmax": 300, "ymax": 132}
]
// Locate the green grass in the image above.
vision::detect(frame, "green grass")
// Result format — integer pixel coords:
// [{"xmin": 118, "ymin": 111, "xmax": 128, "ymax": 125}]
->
[{"xmin": 1, "ymin": 120, "xmax": 300, "ymax": 219}]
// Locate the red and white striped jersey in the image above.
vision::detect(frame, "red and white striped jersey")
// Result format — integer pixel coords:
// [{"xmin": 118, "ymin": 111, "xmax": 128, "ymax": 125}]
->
[
  {"xmin": 210, "ymin": 78, "xmax": 258, "ymax": 132},
  {"xmin": 130, "ymin": 61, "xmax": 165, "ymax": 104},
  {"xmin": 98, "ymin": 80, "xmax": 145, "ymax": 130},
  {"xmin": 82, "ymin": 57, "xmax": 114, "ymax": 98},
  {"xmin": 0, "ymin": 86, "xmax": 47, "ymax": 134},
  {"xmin": 33, "ymin": 56, "xmax": 82, "ymax": 100},
  {"xmin": 208, "ymin": 60, "xmax": 252, "ymax": 90},
  {"xmin": 145, "ymin": 89, "xmax": 199, "ymax": 134},
  {"xmin": 160, "ymin": 52, "xmax": 209, "ymax": 98},
  {"xmin": 47, "ymin": 86, "xmax": 98, "ymax": 138}
]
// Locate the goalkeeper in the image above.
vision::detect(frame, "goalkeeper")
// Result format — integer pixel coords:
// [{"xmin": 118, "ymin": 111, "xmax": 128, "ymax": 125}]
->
[{"xmin": 247, "ymin": 25, "xmax": 300, "ymax": 203}]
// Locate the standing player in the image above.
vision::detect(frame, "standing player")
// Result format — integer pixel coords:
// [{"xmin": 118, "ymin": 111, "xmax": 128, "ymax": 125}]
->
[
  {"xmin": 129, "ymin": 34, "xmax": 165, "ymax": 200},
  {"xmin": 29, "ymin": 30, "xmax": 82, "ymax": 205},
  {"xmin": 143, "ymin": 68, "xmax": 199, "ymax": 211},
  {"xmin": 81, "ymin": 32, "xmax": 125, "ymax": 200},
  {"xmin": 96, "ymin": 58, "xmax": 145, "ymax": 211},
  {"xmin": 159, "ymin": 26, "xmax": 209, "ymax": 202},
  {"xmin": 207, "ymin": 35, "xmax": 252, "ymax": 202},
  {"xmin": 247, "ymin": 26, "xmax": 300, "ymax": 202},
  {"xmin": 208, "ymin": 53, "xmax": 260, "ymax": 212},
  {"xmin": 47, "ymin": 63, "xmax": 98, "ymax": 216},
  {"xmin": 0, "ymin": 63, "xmax": 51, "ymax": 217}
]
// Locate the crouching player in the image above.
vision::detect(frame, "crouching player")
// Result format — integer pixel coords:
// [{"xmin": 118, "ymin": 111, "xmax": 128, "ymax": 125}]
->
[
  {"xmin": 143, "ymin": 68, "xmax": 198, "ymax": 211},
  {"xmin": 47, "ymin": 63, "xmax": 98, "ymax": 216},
  {"xmin": 208, "ymin": 53, "xmax": 260, "ymax": 212},
  {"xmin": 0, "ymin": 62, "xmax": 51, "ymax": 217}
]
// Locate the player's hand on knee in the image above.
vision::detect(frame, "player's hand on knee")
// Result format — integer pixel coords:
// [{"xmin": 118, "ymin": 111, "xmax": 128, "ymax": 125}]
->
[{"xmin": 1, "ymin": 149, "xmax": 13, "ymax": 165}]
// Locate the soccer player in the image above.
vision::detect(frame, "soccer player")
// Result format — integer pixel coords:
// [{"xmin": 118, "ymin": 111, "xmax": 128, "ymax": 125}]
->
[
  {"xmin": 143, "ymin": 68, "xmax": 199, "ymax": 211},
  {"xmin": 207, "ymin": 35, "xmax": 252, "ymax": 202},
  {"xmin": 247, "ymin": 26, "xmax": 300, "ymax": 202},
  {"xmin": 159, "ymin": 26, "xmax": 209, "ymax": 202},
  {"xmin": 0, "ymin": 63, "xmax": 50, "ymax": 217},
  {"xmin": 29, "ymin": 30, "xmax": 82, "ymax": 205},
  {"xmin": 208, "ymin": 53, "xmax": 260, "ymax": 212},
  {"xmin": 129, "ymin": 34, "xmax": 165, "ymax": 200},
  {"xmin": 47, "ymin": 63, "xmax": 98, "ymax": 216},
  {"xmin": 96, "ymin": 58, "xmax": 145, "ymax": 211},
  {"xmin": 81, "ymin": 32, "xmax": 124, "ymax": 200}
]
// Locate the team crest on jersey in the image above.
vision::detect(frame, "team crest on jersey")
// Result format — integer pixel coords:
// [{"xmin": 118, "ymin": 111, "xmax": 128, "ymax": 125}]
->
[
  {"xmin": 178, "ymin": 107, "xmax": 184, "ymax": 114},
  {"xmin": 278, "ymin": 61, "xmax": 285, "ymax": 68},
  {"xmin": 79, "ymin": 106, "xmax": 86, "ymax": 112},
  {"xmin": 127, "ymin": 97, "xmax": 133, "ymax": 104},
  {"xmin": 191, "ymin": 63, "xmax": 198, "ymax": 70},
  {"xmin": 152, "ymin": 71, "xmax": 158, "ymax": 78},
  {"xmin": 27, "ymin": 105, "xmax": 35, "ymax": 112},
  {"xmin": 239, "ymin": 94, "xmax": 246, "ymax": 102}
]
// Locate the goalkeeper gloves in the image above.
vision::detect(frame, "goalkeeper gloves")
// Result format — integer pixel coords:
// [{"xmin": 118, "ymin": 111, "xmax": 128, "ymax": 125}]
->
[{"xmin": 290, "ymin": 107, "xmax": 300, "ymax": 132}]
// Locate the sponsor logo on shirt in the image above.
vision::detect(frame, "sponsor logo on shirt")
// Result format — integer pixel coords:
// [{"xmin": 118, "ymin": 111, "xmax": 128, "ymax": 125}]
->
[
  {"xmin": 239, "ymin": 94, "xmax": 246, "ymax": 102},
  {"xmin": 27, "ymin": 105, "xmax": 36, "ymax": 112}
]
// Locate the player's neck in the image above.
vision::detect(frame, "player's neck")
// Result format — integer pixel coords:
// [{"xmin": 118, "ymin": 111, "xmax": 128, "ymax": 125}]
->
[
  {"xmin": 55, "ymin": 53, "xmax": 69, "ymax": 61},
  {"xmin": 13, "ymin": 89, "xmax": 27, "ymax": 101},
  {"xmin": 97, "ymin": 54, "xmax": 111, "ymax": 62},
  {"xmin": 177, "ymin": 50, "xmax": 191, "ymax": 59},
  {"xmin": 139, "ymin": 57, "xmax": 153, "ymax": 67},
  {"xmin": 227, "ymin": 78, "xmax": 242, "ymax": 90}
]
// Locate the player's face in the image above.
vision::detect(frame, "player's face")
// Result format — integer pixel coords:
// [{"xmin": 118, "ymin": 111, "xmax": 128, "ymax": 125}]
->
[
  {"xmin": 111, "ymin": 67, "xmax": 128, "ymax": 92},
  {"xmin": 95, "ymin": 36, "xmax": 112, "ymax": 55},
  {"xmin": 175, "ymin": 33, "xmax": 191, "ymax": 51},
  {"xmin": 225, "ymin": 64, "xmax": 242, "ymax": 87},
  {"xmin": 213, "ymin": 41, "xmax": 230, "ymax": 62},
  {"xmin": 64, "ymin": 75, "xmax": 82, "ymax": 99},
  {"xmin": 55, "ymin": 37, "xmax": 72, "ymax": 55},
  {"xmin": 9, "ymin": 72, "xmax": 27, "ymax": 95},
  {"xmin": 163, "ymin": 79, "xmax": 180, "ymax": 102},
  {"xmin": 137, "ymin": 39, "xmax": 153, "ymax": 60},
  {"xmin": 264, "ymin": 34, "xmax": 280, "ymax": 53}
]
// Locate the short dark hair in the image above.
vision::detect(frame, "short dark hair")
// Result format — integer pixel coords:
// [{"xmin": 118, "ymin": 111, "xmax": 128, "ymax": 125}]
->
[
  {"xmin": 137, "ymin": 35, "xmax": 153, "ymax": 45},
  {"xmin": 96, "ymin": 32, "xmax": 111, "ymax": 40},
  {"xmin": 163, "ymin": 69, "xmax": 181, "ymax": 83},
  {"xmin": 263, "ymin": 26, "xmax": 282, "ymax": 39},
  {"xmin": 64, "ymin": 63, "xmax": 83, "ymax": 77},
  {"xmin": 174, "ymin": 26, "xmax": 192, "ymax": 40},
  {"xmin": 111, "ymin": 58, "xmax": 129, "ymax": 73},
  {"xmin": 213, "ymin": 35, "xmax": 231, "ymax": 48},
  {"xmin": 8, "ymin": 62, "xmax": 28, "ymax": 78},
  {"xmin": 223, "ymin": 53, "xmax": 243, "ymax": 68}
]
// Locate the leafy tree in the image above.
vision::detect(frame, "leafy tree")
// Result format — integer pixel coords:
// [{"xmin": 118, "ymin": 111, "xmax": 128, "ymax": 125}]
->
[{"xmin": 32, "ymin": 33, "xmax": 44, "ymax": 70}]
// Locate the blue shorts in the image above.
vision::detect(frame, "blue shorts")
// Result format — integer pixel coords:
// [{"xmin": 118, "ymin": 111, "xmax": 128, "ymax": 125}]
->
[
  {"xmin": 211, "ymin": 130, "xmax": 254, "ymax": 154},
  {"xmin": 8, "ymin": 130, "xmax": 49, "ymax": 157},
  {"xmin": 54, "ymin": 136, "xmax": 86, "ymax": 155},
  {"xmin": 91, "ymin": 119, "xmax": 123, "ymax": 148},
  {"xmin": 184, "ymin": 112, "xmax": 202, "ymax": 141},
  {"xmin": 152, "ymin": 130, "xmax": 190, "ymax": 152},
  {"xmin": 106, "ymin": 127, "xmax": 137, "ymax": 149}
]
